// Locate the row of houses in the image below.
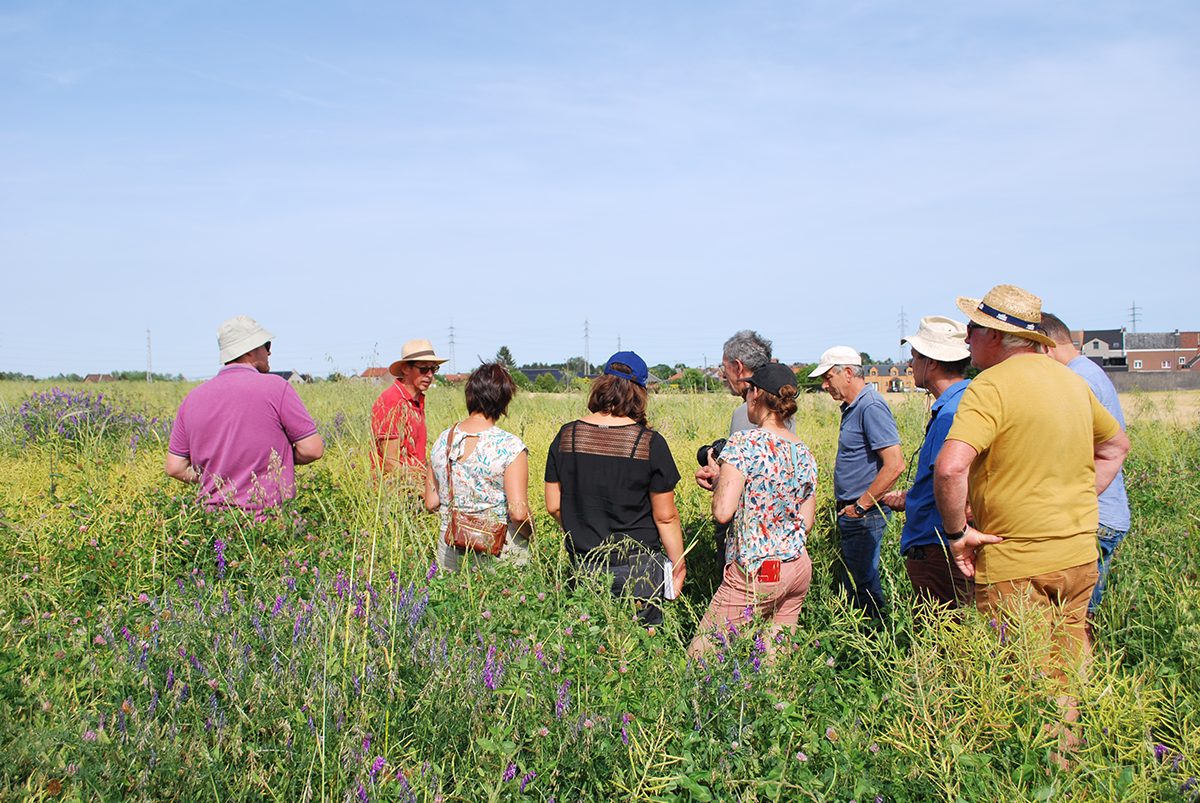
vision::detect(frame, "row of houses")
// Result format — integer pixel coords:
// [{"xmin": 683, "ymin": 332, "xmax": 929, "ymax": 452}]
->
[{"xmin": 1074, "ymin": 329, "xmax": 1200, "ymax": 372}]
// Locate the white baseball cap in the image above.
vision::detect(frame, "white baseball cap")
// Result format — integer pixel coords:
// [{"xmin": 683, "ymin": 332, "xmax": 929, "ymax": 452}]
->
[
  {"xmin": 901, "ymin": 316, "xmax": 970, "ymax": 362},
  {"xmin": 808, "ymin": 346, "xmax": 863, "ymax": 378},
  {"xmin": 217, "ymin": 315, "xmax": 274, "ymax": 364}
]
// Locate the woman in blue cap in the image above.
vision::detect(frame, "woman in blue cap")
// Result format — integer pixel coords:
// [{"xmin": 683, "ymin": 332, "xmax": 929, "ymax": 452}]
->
[{"xmin": 544, "ymin": 351, "xmax": 686, "ymax": 623}]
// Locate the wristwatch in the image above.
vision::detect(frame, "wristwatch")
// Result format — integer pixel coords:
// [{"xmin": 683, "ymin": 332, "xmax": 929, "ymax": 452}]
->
[
  {"xmin": 853, "ymin": 502, "xmax": 868, "ymax": 516},
  {"xmin": 943, "ymin": 527, "xmax": 967, "ymax": 541}
]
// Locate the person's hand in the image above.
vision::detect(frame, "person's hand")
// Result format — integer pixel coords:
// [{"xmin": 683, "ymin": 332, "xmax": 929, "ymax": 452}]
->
[
  {"xmin": 694, "ymin": 452, "xmax": 719, "ymax": 492},
  {"xmin": 880, "ymin": 490, "xmax": 906, "ymax": 511},
  {"xmin": 950, "ymin": 526, "xmax": 1004, "ymax": 578},
  {"xmin": 671, "ymin": 560, "xmax": 687, "ymax": 598},
  {"xmin": 839, "ymin": 504, "xmax": 863, "ymax": 519}
]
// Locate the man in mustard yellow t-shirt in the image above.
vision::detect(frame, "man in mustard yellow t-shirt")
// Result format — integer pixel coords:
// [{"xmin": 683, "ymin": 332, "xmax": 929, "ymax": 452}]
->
[{"xmin": 933, "ymin": 285, "xmax": 1130, "ymax": 673}]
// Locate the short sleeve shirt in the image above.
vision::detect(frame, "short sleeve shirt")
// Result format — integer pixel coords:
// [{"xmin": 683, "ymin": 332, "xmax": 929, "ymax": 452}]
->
[
  {"xmin": 719, "ymin": 429, "xmax": 817, "ymax": 572},
  {"xmin": 371, "ymin": 380, "xmax": 427, "ymax": 468},
  {"xmin": 167, "ymin": 364, "xmax": 318, "ymax": 512},
  {"xmin": 899, "ymin": 379, "xmax": 970, "ymax": 552},
  {"xmin": 1068, "ymin": 356, "xmax": 1130, "ymax": 531},
  {"xmin": 544, "ymin": 421, "xmax": 680, "ymax": 555},
  {"xmin": 429, "ymin": 426, "xmax": 527, "ymax": 535},
  {"xmin": 833, "ymin": 384, "xmax": 901, "ymax": 501},
  {"xmin": 946, "ymin": 354, "xmax": 1120, "ymax": 583}
]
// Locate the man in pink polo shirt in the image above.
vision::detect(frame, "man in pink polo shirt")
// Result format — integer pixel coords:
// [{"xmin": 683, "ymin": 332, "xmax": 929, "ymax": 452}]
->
[
  {"xmin": 165, "ymin": 316, "xmax": 324, "ymax": 512},
  {"xmin": 371, "ymin": 338, "xmax": 448, "ymax": 479}
]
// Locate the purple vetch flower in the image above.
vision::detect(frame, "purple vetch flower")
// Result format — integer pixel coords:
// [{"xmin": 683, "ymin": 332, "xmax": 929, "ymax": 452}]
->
[
  {"xmin": 555, "ymin": 681, "xmax": 571, "ymax": 719},
  {"xmin": 82, "ymin": 730, "xmax": 97, "ymax": 742},
  {"xmin": 356, "ymin": 783, "xmax": 368, "ymax": 803},
  {"xmin": 426, "ymin": 561, "xmax": 438, "ymax": 580},
  {"xmin": 369, "ymin": 756, "xmax": 385, "ymax": 782},
  {"xmin": 362, "ymin": 734, "xmax": 371, "ymax": 756},
  {"xmin": 165, "ymin": 667, "xmax": 175, "ymax": 691},
  {"xmin": 502, "ymin": 763, "xmax": 517, "ymax": 782},
  {"xmin": 1154, "ymin": 743, "xmax": 1169, "ymax": 762},
  {"xmin": 214, "ymin": 539, "xmax": 226, "ymax": 579},
  {"xmin": 519, "ymin": 771, "xmax": 536, "ymax": 793},
  {"xmin": 272, "ymin": 595, "xmax": 285, "ymax": 617},
  {"xmin": 482, "ymin": 645, "xmax": 502, "ymax": 691}
]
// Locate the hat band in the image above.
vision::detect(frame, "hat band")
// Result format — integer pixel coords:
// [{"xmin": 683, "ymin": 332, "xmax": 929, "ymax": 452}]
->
[
  {"xmin": 977, "ymin": 302, "xmax": 1041, "ymax": 333},
  {"xmin": 403, "ymin": 349, "xmax": 436, "ymax": 360}
]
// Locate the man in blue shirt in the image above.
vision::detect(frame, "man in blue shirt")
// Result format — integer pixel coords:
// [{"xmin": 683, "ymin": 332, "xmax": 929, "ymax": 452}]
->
[
  {"xmin": 879, "ymin": 317, "xmax": 973, "ymax": 609},
  {"xmin": 811, "ymin": 346, "xmax": 905, "ymax": 620},
  {"xmin": 1040, "ymin": 313, "xmax": 1132, "ymax": 616}
]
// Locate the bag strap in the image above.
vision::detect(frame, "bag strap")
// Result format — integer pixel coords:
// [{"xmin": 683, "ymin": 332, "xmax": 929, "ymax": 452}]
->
[{"xmin": 445, "ymin": 424, "xmax": 457, "ymax": 512}]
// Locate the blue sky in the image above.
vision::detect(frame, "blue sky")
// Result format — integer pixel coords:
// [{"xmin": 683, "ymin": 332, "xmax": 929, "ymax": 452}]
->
[{"xmin": 2, "ymin": 1, "xmax": 1197, "ymax": 378}]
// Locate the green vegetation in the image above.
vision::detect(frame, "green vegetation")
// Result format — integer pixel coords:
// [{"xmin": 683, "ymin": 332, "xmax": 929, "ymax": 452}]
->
[{"xmin": 0, "ymin": 381, "xmax": 1197, "ymax": 801}]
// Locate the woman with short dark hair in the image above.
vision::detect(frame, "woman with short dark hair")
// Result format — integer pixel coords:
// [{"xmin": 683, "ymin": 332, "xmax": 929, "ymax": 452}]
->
[
  {"xmin": 425, "ymin": 363, "xmax": 532, "ymax": 571},
  {"xmin": 544, "ymin": 351, "xmax": 686, "ymax": 623}
]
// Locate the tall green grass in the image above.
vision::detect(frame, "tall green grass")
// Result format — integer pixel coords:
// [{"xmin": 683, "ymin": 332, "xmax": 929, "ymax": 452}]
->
[{"xmin": 0, "ymin": 381, "xmax": 1197, "ymax": 801}]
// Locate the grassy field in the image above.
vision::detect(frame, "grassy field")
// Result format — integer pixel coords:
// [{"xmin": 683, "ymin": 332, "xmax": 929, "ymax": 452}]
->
[{"xmin": 1, "ymin": 380, "xmax": 1197, "ymax": 802}]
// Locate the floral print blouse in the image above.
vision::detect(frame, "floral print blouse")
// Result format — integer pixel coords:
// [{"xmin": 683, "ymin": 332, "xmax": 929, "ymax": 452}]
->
[
  {"xmin": 719, "ymin": 428, "xmax": 818, "ymax": 572},
  {"xmin": 430, "ymin": 426, "xmax": 527, "ymax": 534}
]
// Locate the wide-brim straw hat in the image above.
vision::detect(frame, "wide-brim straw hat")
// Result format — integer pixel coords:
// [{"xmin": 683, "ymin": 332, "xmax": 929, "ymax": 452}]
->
[
  {"xmin": 388, "ymin": 338, "xmax": 450, "ymax": 376},
  {"xmin": 217, "ymin": 315, "xmax": 274, "ymax": 364},
  {"xmin": 901, "ymin": 315, "xmax": 970, "ymax": 362},
  {"xmin": 955, "ymin": 284, "xmax": 1056, "ymax": 348}
]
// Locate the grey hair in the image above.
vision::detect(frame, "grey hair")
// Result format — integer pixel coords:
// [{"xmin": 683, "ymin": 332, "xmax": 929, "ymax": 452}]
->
[
  {"xmin": 834, "ymin": 364, "xmax": 865, "ymax": 378},
  {"xmin": 999, "ymin": 331, "xmax": 1042, "ymax": 352},
  {"xmin": 722, "ymin": 330, "xmax": 773, "ymax": 370}
]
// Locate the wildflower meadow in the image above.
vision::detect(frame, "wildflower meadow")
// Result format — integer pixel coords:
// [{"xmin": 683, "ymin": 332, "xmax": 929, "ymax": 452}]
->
[{"xmin": 1, "ymin": 380, "xmax": 1197, "ymax": 801}]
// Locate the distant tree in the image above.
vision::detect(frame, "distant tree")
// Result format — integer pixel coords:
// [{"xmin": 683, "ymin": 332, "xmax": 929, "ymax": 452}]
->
[
  {"xmin": 495, "ymin": 346, "xmax": 516, "ymax": 369},
  {"xmin": 326, "ymin": 371, "xmax": 349, "ymax": 382},
  {"xmin": 650, "ymin": 364, "xmax": 673, "ymax": 381},
  {"xmin": 563, "ymin": 356, "xmax": 588, "ymax": 376},
  {"xmin": 534, "ymin": 373, "xmax": 559, "ymax": 392},
  {"xmin": 859, "ymin": 352, "xmax": 874, "ymax": 365},
  {"xmin": 511, "ymin": 370, "xmax": 533, "ymax": 390},
  {"xmin": 680, "ymin": 368, "xmax": 706, "ymax": 392},
  {"xmin": 792, "ymin": 365, "xmax": 823, "ymax": 393},
  {"xmin": 0, "ymin": 371, "xmax": 35, "ymax": 381}
]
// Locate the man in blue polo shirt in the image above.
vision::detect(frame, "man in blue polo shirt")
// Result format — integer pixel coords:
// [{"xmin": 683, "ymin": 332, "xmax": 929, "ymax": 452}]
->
[
  {"xmin": 879, "ymin": 317, "xmax": 973, "ymax": 609},
  {"xmin": 811, "ymin": 346, "xmax": 905, "ymax": 620},
  {"xmin": 1040, "ymin": 312, "xmax": 1132, "ymax": 618}
]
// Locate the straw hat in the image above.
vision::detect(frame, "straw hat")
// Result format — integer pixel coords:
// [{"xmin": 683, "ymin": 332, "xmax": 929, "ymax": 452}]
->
[
  {"xmin": 217, "ymin": 315, "xmax": 274, "ymax": 364},
  {"xmin": 955, "ymin": 284, "xmax": 1056, "ymax": 348},
  {"xmin": 388, "ymin": 338, "xmax": 449, "ymax": 376},
  {"xmin": 901, "ymin": 316, "xmax": 970, "ymax": 362}
]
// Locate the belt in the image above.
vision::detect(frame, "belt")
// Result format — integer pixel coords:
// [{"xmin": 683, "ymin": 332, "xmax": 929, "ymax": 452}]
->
[
  {"xmin": 904, "ymin": 544, "xmax": 950, "ymax": 560},
  {"xmin": 737, "ymin": 553, "xmax": 803, "ymax": 578},
  {"xmin": 836, "ymin": 499, "xmax": 859, "ymax": 510}
]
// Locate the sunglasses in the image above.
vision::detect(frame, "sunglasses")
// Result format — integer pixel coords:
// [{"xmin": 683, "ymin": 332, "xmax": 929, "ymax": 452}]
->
[
  {"xmin": 413, "ymin": 365, "xmax": 438, "ymax": 375},
  {"xmin": 263, "ymin": 341, "xmax": 272, "ymax": 353}
]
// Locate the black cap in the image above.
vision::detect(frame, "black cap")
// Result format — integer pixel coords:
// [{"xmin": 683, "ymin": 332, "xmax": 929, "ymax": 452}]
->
[{"xmin": 744, "ymin": 363, "xmax": 797, "ymax": 396}]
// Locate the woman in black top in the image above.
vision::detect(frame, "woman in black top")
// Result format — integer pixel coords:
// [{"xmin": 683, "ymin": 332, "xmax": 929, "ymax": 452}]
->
[{"xmin": 544, "ymin": 351, "xmax": 687, "ymax": 611}]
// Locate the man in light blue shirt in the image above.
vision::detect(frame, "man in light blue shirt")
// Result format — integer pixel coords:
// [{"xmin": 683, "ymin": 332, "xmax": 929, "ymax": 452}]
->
[
  {"xmin": 1041, "ymin": 313, "xmax": 1131, "ymax": 615},
  {"xmin": 811, "ymin": 346, "xmax": 905, "ymax": 620}
]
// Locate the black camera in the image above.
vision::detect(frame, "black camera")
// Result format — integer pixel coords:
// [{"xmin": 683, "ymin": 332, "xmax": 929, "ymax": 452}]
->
[{"xmin": 696, "ymin": 438, "xmax": 727, "ymax": 467}]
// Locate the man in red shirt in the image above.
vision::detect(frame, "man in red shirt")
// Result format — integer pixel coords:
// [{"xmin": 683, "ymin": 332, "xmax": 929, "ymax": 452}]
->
[{"xmin": 372, "ymin": 338, "xmax": 448, "ymax": 479}]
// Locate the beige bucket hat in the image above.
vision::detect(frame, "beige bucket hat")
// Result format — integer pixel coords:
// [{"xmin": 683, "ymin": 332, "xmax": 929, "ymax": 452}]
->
[
  {"xmin": 956, "ymin": 284, "xmax": 1056, "ymax": 348},
  {"xmin": 388, "ymin": 338, "xmax": 450, "ymax": 376},
  {"xmin": 901, "ymin": 316, "xmax": 970, "ymax": 362},
  {"xmin": 217, "ymin": 315, "xmax": 274, "ymax": 364}
]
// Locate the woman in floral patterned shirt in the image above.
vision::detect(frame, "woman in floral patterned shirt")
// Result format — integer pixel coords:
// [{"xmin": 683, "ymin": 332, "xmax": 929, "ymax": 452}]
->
[
  {"xmin": 688, "ymin": 362, "xmax": 817, "ymax": 656},
  {"xmin": 425, "ymin": 364, "xmax": 532, "ymax": 571}
]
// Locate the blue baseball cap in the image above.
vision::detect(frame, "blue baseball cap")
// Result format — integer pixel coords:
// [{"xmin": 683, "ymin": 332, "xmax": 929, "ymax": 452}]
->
[{"xmin": 603, "ymin": 351, "xmax": 648, "ymax": 387}]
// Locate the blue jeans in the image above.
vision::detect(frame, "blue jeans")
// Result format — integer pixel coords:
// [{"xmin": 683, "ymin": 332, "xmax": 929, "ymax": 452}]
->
[
  {"xmin": 1089, "ymin": 524, "xmax": 1128, "ymax": 614},
  {"xmin": 836, "ymin": 508, "xmax": 890, "ymax": 620}
]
